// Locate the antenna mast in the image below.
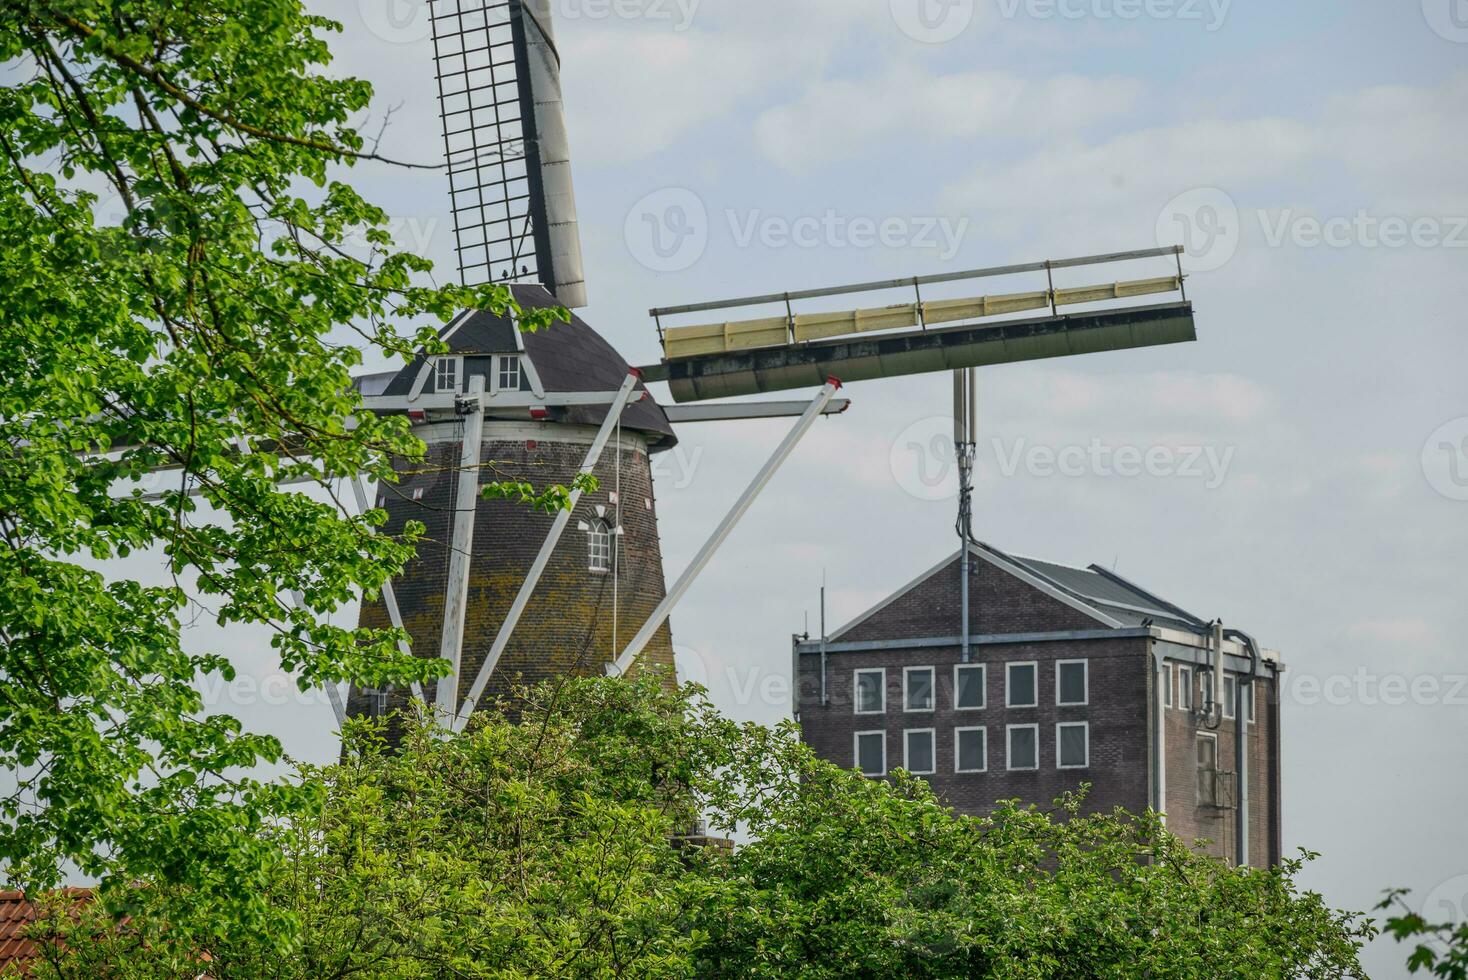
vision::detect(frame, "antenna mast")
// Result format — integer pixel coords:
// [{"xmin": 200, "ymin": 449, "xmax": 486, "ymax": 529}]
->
[{"xmin": 954, "ymin": 369, "xmax": 977, "ymax": 663}]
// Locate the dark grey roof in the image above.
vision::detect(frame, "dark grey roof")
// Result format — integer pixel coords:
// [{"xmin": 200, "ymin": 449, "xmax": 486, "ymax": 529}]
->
[
  {"xmin": 1001, "ymin": 550, "xmax": 1207, "ymax": 632},
  {"xmin": 379, "ymin": 285, "xmax": 676, "ymax": 452}
]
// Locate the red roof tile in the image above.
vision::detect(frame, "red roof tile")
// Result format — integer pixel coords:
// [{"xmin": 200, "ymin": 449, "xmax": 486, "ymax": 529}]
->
[{"xmin": 0, "ymin": 890, "xmax": 93, "ymax": 975}]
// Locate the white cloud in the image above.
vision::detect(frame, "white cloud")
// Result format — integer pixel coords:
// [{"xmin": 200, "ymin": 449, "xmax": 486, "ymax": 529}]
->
[{"xmin": 755, "ymin": 65, "xmax": 1144, "ymax": 173}]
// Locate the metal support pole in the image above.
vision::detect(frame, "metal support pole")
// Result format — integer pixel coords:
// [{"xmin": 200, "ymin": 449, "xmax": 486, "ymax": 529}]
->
[
  {"xmin": 434, "ymin": 376, "xmax": 487, "ymax": 723},
  {"xmin": 954, "ymin": 369, "xmax": 977, "ymax": 663},
  {"xmin": 286, "ymin": 589, "xmax": 347, "ymax": 727},
  {"xmin": 452, "ymin": 373, "xmax": 642, "ymax": 731},
  {"xmin": 349, "ymin": 476, "xmax": 427, "ymax": 705},
  {"xmin": 819, "ymin": 576, "xmax": 828, "ymax": 706},
  {"xmin": 610, "ymin": 379, "xmax": 843, "ymax": 677}
]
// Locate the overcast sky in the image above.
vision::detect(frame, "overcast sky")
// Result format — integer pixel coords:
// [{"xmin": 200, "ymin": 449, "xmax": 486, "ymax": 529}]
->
[{"xmin": 136, "ymin": 2, "xmax": 1468, "ymax": 975}]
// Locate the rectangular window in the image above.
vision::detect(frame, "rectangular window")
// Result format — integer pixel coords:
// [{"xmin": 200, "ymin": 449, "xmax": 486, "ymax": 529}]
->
[
  {"xmin": 955, "ymin": 726, "xmax": 987, "ymax": 773},
  {"xmin": 1057, "ymin": 660, "xmax": 1089, "ymax": 706},
  {"xmin": 1057, "ymin": 722, "xmax": 1090, "ymax": 769},
  {"xmin": 496, "ymin": 355, "xmax": 522, "ymax": 392},
  {"xmin": 1245, "ymin": 684, "xmax": 1256, "ymax": 723},
  {"xmin": 904, "ymin": 666, "xmax": 935, "ymax": 712},
  {"xmin": 1006, "ymin": 662, "xmax": 1038, "ymax": 708},
  {"xmin": 854, "ymin": 669, "xmax": 886, "ymax": 716},
  {"xmin": 1178, "ymin": 666, "xmax": 1194, "ymax": 711},
  {"xmin": 587, "ymin": 522, "xmax": 612, "ymax": 574},
  {"xmin": 954, "ymin": 664, "xmax": 986, "ymax": 711},
  {"xmin": 1163, "ymin": 664, "xmax": 1173, "ymax": 708},
  {"xmin": 1200, "ymin": 671, "xmax": 1216, "ymax": 710},
  {"xmin": 1007, "ymin": 724, "xmax": 1039, "ymax": 771},
  {"xmin": 1223, "ymin": 675, "xmax": 1238, "ymax": 720},
  {"xmin": 855, "ymin": 731, "xmax": 886, "ymax": 778},
  {"xmin": 435, "ymin": 356, "xmax": 461, "ymax": 393},
  {"xmin": 1197, "ymin": 733, "xmax": 1219, "ymax": 805},
  {"xmin": 903, "ymin": 729, "xmax": 936, "ymax": 775}
]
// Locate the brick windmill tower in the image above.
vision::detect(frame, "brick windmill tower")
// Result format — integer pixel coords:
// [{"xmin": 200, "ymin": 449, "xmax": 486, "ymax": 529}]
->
[{"xmin": 345, "ymin": 0, "xmax": 681, "ymax": 720}]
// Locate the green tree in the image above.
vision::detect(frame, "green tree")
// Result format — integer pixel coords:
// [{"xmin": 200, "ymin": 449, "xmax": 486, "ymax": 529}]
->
[
  {"xmin": 1380, "ymin": 890, "xmax": 1468, "ymax": 979},
  {"xmin": 0, "ymin": 0, "xmax": 561, "ymax": 943},
  {"xmin": 30, "ymin": 678, "xmax": 1371, "ymax": 979}
]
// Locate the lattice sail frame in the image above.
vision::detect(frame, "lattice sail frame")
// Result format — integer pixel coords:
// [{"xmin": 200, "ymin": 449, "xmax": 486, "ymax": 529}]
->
[{"xmin": 429, "ymin": 0, "xmax": 587, "ymax": 305}]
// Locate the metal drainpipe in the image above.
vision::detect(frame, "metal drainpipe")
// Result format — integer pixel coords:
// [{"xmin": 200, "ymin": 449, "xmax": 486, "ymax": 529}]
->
[{"xmin": 1224, "ymin": 628, "xmax": 1262, "ymax": 868}]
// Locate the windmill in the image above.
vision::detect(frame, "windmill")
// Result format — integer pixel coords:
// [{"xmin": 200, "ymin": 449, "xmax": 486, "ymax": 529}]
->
[{"xmin": 138, "ymin": 1, "xmax": 1200, "ymax": 734}]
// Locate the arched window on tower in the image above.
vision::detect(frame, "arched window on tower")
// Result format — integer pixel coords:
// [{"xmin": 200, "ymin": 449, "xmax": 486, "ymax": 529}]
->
[{"xmin": 587, "ymin": 520, "xmax": 612, "ymax": 573}]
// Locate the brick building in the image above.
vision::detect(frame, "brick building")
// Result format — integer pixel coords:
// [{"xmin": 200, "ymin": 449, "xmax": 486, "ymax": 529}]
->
[{"xmin": 794, "ymin": 541, "xmax": 1283, "ymax": 868}]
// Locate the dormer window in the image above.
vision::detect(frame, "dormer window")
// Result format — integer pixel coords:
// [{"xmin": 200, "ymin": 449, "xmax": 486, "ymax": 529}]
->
[
  {"xmin": 435, "ymin": 356, "xmax": 462, "ymax": 393},
  {"xmin": 496, "ymin": 355, "xmax": 523, "ymax": 393}
]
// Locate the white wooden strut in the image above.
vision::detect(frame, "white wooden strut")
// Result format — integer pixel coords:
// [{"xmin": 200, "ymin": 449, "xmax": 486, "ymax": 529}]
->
[
  {"xmin": 610, "ymin": 379, "xmax": 843, "ymax": 678},
  {"xmin": 434, "ymin": 376, "xmax": 487, "ymax": 724},
  {"xmin": 349, "ymin": 475, "xmax": 427, "ymax": 705},
  {"xmin": 451, "ymin": 372, "xmax": 644, "ymax": 732}
]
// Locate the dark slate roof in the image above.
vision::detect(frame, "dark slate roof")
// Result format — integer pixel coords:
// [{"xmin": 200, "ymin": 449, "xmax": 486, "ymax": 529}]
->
[
  {"xmin": 1001, "ymin": 550, "xmax": 1207, "ymax": 632},
  {"xmin": 377, "ymin": 285, "xmax": 676, "ymax": 452}
]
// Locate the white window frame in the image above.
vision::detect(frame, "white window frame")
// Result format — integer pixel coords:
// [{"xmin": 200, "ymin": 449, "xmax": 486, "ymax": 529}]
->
[
  {"xmin": 1177, "ymin": 665, "xmax": 1194, "ymax": 711},
  {"xmin": 853, "ymin": 668, "xmax": 886, "ymax": 716},
  {"xmin": 953, "ymin": 663, "xmax": 986, "ymax": 711},
  {"xmin": 587, "ymin": 520, "xmax": 612, "ymax": 574},
  {"xmin": 1245, "ymin": 683, "xmax": 1256, "ymax": 723},
  {"xmin": 1006, "ymin": 661, "xmax": 1039, "ymax": 709},
  {"xmin": 1006, "ymin": 723, "xmax": 1040, "ymax": 772},
  {"xmin": 435, "ymin": 355, "xmax": 462, "ymax": 393},
  {"xmin": 854, "ymin": 731, "xmax": 887, "ymax": 778},
  {"xmin": 954, "ymin": 726, "xmax": 988, "ymax": 774},
  {"xmin": 1196, "ymin": 732, "xmax": 1220, "ymax": 805},
  {"xmin": 495, "ymin": 354, "xmax": 523, "ymax": 393},
  {"xmin": 1056, "ymin": 721, "xmax": 1090, "ymax": 770},
  {"xmin": 1056, "ymin": 659, "xmax": 1089, "ymax": 707},
  {"xmin": 903, "ymin": 728, "xmax": 937, "ymax": 776},
  {"xmin": 1162, "ymin": 663, "xmax": 1173, "ymax": 709},
  {"xmin": 903, "ymin": 666, "xmax": 936, "ymax": 713},
  {"xmin": 1222, "ymin": 675, "xmax": 1237, "ymax": 720}
]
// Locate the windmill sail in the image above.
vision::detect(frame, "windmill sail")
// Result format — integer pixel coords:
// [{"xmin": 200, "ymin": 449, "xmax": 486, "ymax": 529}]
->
[{"xmin": 430, "ymin": 0, "xmax": 588, "ymax": 307}]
